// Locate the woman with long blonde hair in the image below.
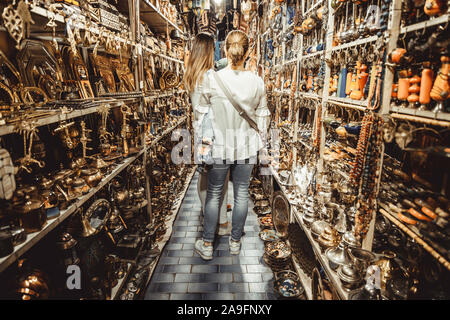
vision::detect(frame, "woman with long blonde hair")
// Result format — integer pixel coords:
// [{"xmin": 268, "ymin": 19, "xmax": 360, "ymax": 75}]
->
[
  {"xmin": 191, "ymin": 30, "xmax": 271, "ymax": 261},
  {"xmin": 184, "ymin": 33, "xmax": 231, "ymax": 238}
]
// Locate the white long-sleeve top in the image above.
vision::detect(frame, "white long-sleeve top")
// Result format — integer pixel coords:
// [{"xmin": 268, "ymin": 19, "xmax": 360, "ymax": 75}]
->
[{"xmin": 191, "ymin": 68, "xmax": 271, "ymax": 162}]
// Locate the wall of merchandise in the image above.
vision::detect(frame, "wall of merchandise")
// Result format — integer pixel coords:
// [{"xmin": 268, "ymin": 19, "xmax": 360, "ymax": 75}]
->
[
  {"xmin": 257, "ymin": 0, "xmax": 449, "ymax": 300},
  {"xmin": 0, "ymin": 0, "xmax": 194, "ymax": 300}
]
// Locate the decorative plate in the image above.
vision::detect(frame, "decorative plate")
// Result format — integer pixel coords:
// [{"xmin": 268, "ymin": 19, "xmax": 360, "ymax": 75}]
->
[
  {"xmin": 258, "ymin": 215, "xmax": 273, "ymax": 227},
  {"xmin": 274, "ymin": 271, "xmax": 304, "ymax": 298},
  {"xmin": 259, "ymin": 229, "xmax": 281, "ymax": 242}
]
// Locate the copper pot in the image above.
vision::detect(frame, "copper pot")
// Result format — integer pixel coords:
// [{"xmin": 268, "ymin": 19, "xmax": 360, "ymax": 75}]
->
[
  {"xmin": 41, "ymin": 190, "xmax": 59, "ymax": 209},
  {"xmin": 17, "ymin": 197, "xmax": 47, "ymax": 234},
  {"xmin": 81, "ymin": 168, "xmax": 103, "ymax": 187},
  {"xmin": 71, "ymin": 177, "xmax": 89, "ymax": 195},
  {"xmin": 318, "ymin": 226, "xmax": 340, "ymax": 253}
]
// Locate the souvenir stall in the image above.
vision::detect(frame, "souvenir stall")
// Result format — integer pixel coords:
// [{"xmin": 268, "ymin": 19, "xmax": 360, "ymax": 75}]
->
[
  {"xmin": 0, "ymin": 0, "xmax": 194, "ymax": 300},
  {"xmin": 0, "ymin": 0, "xmax": 449, "ymax": 302},
  {"xmin": 255, "ymin": 0, "xmax": 450, "ymax": 300}
]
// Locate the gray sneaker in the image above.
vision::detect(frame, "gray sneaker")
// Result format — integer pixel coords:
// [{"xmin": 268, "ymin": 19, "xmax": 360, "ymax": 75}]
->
[
  {"xmin": 195, "ymin": 239, "xmax": 213, "ymax": 260},
  {"xmin": 229, "ymin": 238, "xmax": 241, "ymax": 255}
]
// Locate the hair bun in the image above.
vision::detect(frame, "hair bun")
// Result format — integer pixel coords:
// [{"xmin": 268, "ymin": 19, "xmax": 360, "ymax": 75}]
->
[{"xmin": 225, "ymin": 30, "xmax": 249, "ymax": 67}]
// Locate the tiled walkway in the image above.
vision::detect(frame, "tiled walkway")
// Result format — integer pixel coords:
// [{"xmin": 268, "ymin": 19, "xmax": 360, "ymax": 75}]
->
[{"xmin": 144, "ymin": 172, "xmax": 276, "ymax": 300}]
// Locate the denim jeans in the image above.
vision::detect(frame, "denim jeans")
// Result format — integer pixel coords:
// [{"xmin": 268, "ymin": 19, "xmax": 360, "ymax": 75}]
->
[
  {"xmin": 198, "ymin": 170, "xmax": 229, "ymax": 224},
  {"xmin": 203, "ymin": 162, "xmax": 254, "ymax": 242}
]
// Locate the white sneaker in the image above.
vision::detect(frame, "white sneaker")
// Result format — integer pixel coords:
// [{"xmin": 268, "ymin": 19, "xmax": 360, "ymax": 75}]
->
[
  {"xmin": 195, "ymin": 239, "xmax": 213, "ymax": 260},
  {"xmin": 217, "ymin": 222, "xmax": 232, "ymax": 236},
  {"xmin": 229, "ymin": 238, "xmax": 241, "ymax": 255}
]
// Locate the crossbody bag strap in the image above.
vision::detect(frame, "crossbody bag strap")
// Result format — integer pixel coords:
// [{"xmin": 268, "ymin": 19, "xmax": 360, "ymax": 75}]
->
[{"xmin": 212, "ymin": 71, "xmax": 260, "ymax": 133}]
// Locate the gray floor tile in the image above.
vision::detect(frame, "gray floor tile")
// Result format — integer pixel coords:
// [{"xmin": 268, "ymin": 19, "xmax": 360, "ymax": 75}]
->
[
  {"xmin": 170, "ymin": 293, "xmax": 203, "ymax": 300},
  {"xmin": 155, "ymin": 283, "xmax": 189, "ymax": 293},
  {"xmin": 218, "ymin": 250, "xmax": 232, "ymax": 257},
  {"xmin": 172, "ymin": 231, "xmax": 187, "ymax": 237},
  {"xmin": 167, "ymin": 250, "xmax": 194, "ymax": 257},
  {"xmin": 232, "ymin": 256, "xmax": 260, "ymax": 265},
  {"xmin": 219, "ymin": 283, "xmax": 249, "ymax": 293},
  {"xmin": 145, "ymin": 177, "xmax": 276, "ymax": 300},
  {"xmin": 202, "ymin": 273, "xmax": 233, "ymax": 283},
  {"xmin": 159, "ymin": 257, "xmax": 180, "ymax": 265},
  {"xmin": 171, "ymin": 237, "xmax": 196, "ymax": 244},
  {"xmin": 162, "ymin": 265, "xmax": 192, "ymax": 273},
  {"xmin": 186, "ymin": 231, "xmax": 203, "ymax": 238},
  {"xmin": 203, "ymin": 293, "xmax": 234, "ymax": 300},
  {"xmin": 188, "ymin": 283, "xmax": 219, "ymax": 293},
  {"xmin": 152, "ymin": 273, "xmax": 175, "ymax": 283},
  {"xmin": 182, "ymin": 243, "xmax": 196, "ymax": 250},
  {"xmin": 165, "ymin": 243, "xmax": 183, "ymax": 250},
  {"xmin": 219, "ymin": 264, "xmax": 246, "ymax": 273},
  {"xmin": 249, "ymin": 283, "xmax": 269, "ymax": 293},
  {"xmin": 173, "ymin": 220, "xmax": 188, "ymax": 227},
  {"xmin": 192, "ymin": 265, "xmax": 218, "ymax": 273},
  {"xmin": 246, "ymin": 264, "xmax": 272, "ymax": 273},
  {"xmin": 262, "ymin": 273, "xmax": 275, "ymax": 282},
  {"xmin": 233, "ymin": 273, "xmax": 262, "ymax": 283},
  {"xmin": 179, "ymin": 256, "xmax": 207, "ymax": 265},
  {"xmin": 234, "ymin": 293, "xmax": 267, "ymax": 300},
  {"xmin": 174, "ymin": 273, "xmax": 203, "ymax": 283},
  {"xmin": 242, "ymin": 249, "xmax": 264, "ymax": 257},
  {"xmin": 145, "ymin": 293, "xmax": 170, "ymax": 300}
]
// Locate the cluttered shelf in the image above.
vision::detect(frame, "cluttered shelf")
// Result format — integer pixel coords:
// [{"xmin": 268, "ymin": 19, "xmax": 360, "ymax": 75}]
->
[
  {"xmin": 140, "ymin": 0, "xmax": 184, "ymax": 35},
  {"xmin": 0, "ymin": 96, "xmax": 142, "ymax": 137},
  {"xmin": 378, "ymin": 205, "xmax": 450, "ymax": 272},
  {"xmin": 0, "ymin": 150, "xmax": 144, "ymax": 273},
  {"xmin": 268, "ymin": 165, "xmax": 349, "ymax": 300},
  {"xmin": 0, "ymin": 114, "xmax": 188, "ymax": 274}
]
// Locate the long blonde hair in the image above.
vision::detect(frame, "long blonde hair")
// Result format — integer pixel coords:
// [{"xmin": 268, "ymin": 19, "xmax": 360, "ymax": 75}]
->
[
  {"xmin": 225, "ymin": 30, "xmax": 249, "ymax": 67},
  {"xmin": 184, "ymin": 33, "xmax": 215, "ymax": 93}
]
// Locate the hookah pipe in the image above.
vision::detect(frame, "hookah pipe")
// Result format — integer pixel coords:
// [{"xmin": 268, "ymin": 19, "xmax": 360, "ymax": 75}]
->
[
  {"xmin": 345, "ymin": 63, "xmax": 353, "ymax": 97},
  {"xmin": 397, "ymin": 69, "xmax": 411, "ymax": 107},
  {"xmin": 350, "ymin": 60, "xmax": 363, "ymax": 100},
  {"xmin": 339, "ymin": 54, "xmax": 348, "ymax": 98},
  {"xmin": 418, "ymin": 62, "xmax": 434, "ymax": 110},
  {"xmin": 407, "ymin": 69, "xmax": 421, "ymax": 108},
  {"xmin": 430, "ymin": 54, "xmax": 450, "ymax": 113}
]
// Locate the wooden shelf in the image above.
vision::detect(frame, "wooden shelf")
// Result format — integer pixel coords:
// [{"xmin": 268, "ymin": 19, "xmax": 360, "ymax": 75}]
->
[
  {"xmin": 379, "ymin": 205, "xmax": 450, "ymax": 272},
  {"xmin": 326, "ymin": 97, "xmax": 367, "ymax": 111},
  {"xmin": 400, "ymin": 13, "xmax": 450, "ymax": 34},
  {"xmin": 292, "ymin": 207, "xmax": 350, "ymax": 300},
  {"xmin": 30, "ymin": 5, "xmax": 130, "ymax": 45},
  {"xmin": 331, "ymin": 35, "xmax": 378, "ymax": 52},
  {"xmin": 390, "ymin": 106, "xmax": 450, "ymax": 125},
  {"xmin": 147, "ymin": 116, "xmax": 187, "ymax": 148},
  {"xmin": 291, "ymin": 248, "xmax": 313, "ymax": 300},
  {"xmin": 143, "ymin": 46, "xmax": 184, "ymax": 64},
  {"xmin": 0, "ymin": 98, "xmax": 140, "ymax": 137},
  {"xmin": 269, "ymin": 166, "xmax": 350, "ymax": 300},
  {"xmin": 111, "ymin": 263, "xmax": 132, "ymax": 300},
  {"xmin": 140, "ymin": 0, "xmax": 183, "ymax": 35},
  {"xmin": 301, "ymin": 51, "xmax": 324, "ymax": 60}
]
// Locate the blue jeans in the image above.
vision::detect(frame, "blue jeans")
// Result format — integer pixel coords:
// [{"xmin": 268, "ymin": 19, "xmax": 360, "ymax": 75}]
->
[{"xmin": 203, "ymin": 162, "xmax": 254, "ymax": 242}]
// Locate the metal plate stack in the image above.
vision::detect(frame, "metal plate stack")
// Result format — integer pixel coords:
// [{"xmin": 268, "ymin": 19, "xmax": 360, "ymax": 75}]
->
[
  {"xmin": 287, "ymin": 223, "xmax": 316, "ymax": 277},
  {"xmin": 263, "ymin": 240, "xmax": 292, "ymax": 272}
]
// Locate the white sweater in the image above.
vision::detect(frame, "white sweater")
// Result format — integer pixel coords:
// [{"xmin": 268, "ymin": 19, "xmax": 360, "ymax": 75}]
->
[{"xmin": 191, "ymin": 67, "xmax": 271, "ymax": 162}]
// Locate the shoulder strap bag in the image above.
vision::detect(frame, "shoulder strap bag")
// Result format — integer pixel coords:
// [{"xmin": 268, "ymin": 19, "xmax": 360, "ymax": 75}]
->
[{"xmin": 212, "ymin": 71, "xmax": 260, "ymax": 133}]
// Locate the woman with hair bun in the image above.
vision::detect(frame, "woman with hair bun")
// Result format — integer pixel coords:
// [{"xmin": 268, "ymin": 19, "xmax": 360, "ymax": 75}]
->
[{"xmin": 192, "ymin": 30, "xmax": 271, "ymax": 260}]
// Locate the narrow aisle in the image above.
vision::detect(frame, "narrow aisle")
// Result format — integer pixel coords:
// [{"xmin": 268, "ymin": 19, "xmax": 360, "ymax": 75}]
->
[{"xmin": 145, "ymin": 172, "xmax": 276, "ymax": 300}]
